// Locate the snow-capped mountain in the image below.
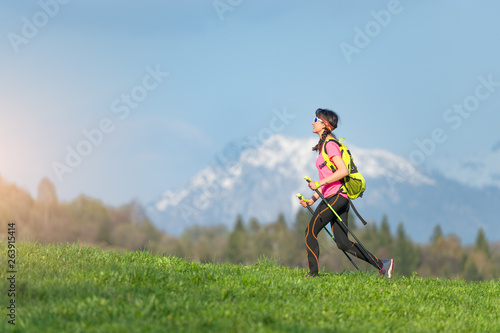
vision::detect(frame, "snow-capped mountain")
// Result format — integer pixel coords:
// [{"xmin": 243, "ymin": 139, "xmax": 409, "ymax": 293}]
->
[{"xmin": 148, "ymin": 135, "xmax": 500, "ymax": 244}]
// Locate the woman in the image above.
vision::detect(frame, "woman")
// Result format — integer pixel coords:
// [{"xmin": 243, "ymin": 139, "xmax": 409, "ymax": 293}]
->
[{"xmin": 300, "ymin": 108, "xmax": 394, "ymax": 278}]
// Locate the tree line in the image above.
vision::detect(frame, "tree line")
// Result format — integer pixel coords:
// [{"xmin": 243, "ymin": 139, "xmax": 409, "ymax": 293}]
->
[
  {"xmin": 1, "ymin": 176, "xmax": 498, "ymax": 281},
  {"xmin": 166, "ymin": 210, "xmax": 500, "ymax": 281}
]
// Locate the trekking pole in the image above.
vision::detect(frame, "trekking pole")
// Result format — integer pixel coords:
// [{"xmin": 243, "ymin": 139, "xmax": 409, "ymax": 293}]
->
[
  {"xmin": 304, "ymin": 176, "xmax": 382, "ymax": 270},
  {"xmin": 296, "ymin": 193, "xmax": 359, "ymax": 271}
]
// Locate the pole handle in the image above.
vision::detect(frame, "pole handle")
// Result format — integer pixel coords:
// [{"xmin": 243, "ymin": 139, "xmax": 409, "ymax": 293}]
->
[
  {"xmin": 304, "ymin": 176, "xmax": 320, "ymax": 190},
  {"xmin": 304, "ymin": 176, "xmax": 342, "ymax": 222},
  {"xmin": 296, "ymin": 193, "xmax": 314, "ymax": 214}
]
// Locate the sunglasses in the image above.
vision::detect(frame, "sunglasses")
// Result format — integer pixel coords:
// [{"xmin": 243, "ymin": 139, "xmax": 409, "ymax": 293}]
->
[{"xmin": 313, "ymin": 117, "xmax": 323, "ymax": 123}]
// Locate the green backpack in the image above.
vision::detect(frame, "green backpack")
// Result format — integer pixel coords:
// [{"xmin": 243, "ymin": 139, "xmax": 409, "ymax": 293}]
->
[{"xmin": 321, "ymin": 137, "xmax": 366, "ymax": 199}]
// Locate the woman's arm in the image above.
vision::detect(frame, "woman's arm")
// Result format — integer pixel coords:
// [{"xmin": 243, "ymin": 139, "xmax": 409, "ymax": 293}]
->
[{"xmin": 320, "ymin": 155, "xmax": 348, "ymax": 186}]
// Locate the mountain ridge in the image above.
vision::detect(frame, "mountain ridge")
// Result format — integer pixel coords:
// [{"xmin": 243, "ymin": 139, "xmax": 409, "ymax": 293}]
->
[{"xmin": 148, "ymin": 134, "xmax": 500, "ymax": 244}]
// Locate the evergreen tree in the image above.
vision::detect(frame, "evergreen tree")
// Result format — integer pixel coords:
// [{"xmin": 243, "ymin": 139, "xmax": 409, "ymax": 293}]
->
[
  {"xmin": 378, "ymin": 215, "xmax": 392, "ymax": 249},
  {"xmin": 226, "ymin": 215, "xmax": 248, "ymax": 264},
  {"xmin": 36, "ymin": 178, "xmax": 59, "ymax": 228},
  {"xmin": 463, "ymin": 257, "xmax": 484, "ymax": 281},
  {"xmin": 474, "ymin": 228, "xmax": 491, "ymax": 258},
  {"xmin": 37, "ymin": 177, "xmax": 58, "ymax": 205},
  {"xmin": 430, "ymin": 224, "xmax": 444, "ymax": 245},
  {"xmin": 361, "ymin": 223, "xmax": 378, "ymax": 251},
  {"xmin": 394, "ymin": 223, "xmax": 420, "ymax": 276},
  {"xmin": 276, "ymin": 213, "xmax": 286, "ymax": 228},
  {"xmin": 249, "ymin": 218, "xmax": 260, "ymax": 235},
  {"xmin": 294, "ymin": 210, "xmax": 309, "ymax": 231},
  {"xmin": 67, "ymin": 195, "xmax": 111, "ymax": 243},
  {"xmin": 347, "ymin": 211, "xmax": 358, "ymax": 231},
  {"xmin": 291, "ymin": 210, "xmax": 310, "ymax": 266}
]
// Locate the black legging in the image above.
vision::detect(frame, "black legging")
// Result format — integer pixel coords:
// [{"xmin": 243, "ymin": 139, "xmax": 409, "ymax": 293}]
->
[{"xmin": 305, "ymin": 194, "xmax": 382, "ymax": 275}]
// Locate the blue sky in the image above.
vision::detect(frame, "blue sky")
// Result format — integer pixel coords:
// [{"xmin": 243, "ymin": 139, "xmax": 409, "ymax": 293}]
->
[{"xmin": 1, "ymin": 1, "xmax": 500, "ymax": 206}]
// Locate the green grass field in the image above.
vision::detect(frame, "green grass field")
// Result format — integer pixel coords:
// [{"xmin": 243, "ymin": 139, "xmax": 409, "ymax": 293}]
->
[{"xmin": 1, "ymin": 242, "xmax": 499, "ymax": 332}]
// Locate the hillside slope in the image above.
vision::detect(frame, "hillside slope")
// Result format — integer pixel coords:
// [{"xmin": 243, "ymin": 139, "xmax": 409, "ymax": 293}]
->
[{"xmin": 4, "ymin": 242, "xmax": 499, "ymax": 332}]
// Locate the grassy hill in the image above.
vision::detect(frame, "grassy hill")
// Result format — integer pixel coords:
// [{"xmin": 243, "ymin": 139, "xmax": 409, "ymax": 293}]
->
[{"xmin": 1, "ymin": 242, "xmax": 499, "ymax": 332}]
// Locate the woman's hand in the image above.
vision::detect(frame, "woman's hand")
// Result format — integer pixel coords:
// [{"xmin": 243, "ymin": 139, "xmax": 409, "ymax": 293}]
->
[
  {"xmin": 308, "ymin": 180, "xmax": 321, "ymax": 191},
  {"xmin": 300, "ymin": 197, "xmax": 315, "ymax": 207}
]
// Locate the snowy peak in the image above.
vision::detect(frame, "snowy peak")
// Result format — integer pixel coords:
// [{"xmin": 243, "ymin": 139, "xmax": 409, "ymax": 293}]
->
[
  {"xmin": 152, "ymin": 134, "xmax": 431, "ymax": 214},
  {"xmin": 151, "ymin": 134, "xmax": 430, "ymax": 217},
  {"xmin": 155, "ymin": 188, "xmax": 189, "ymax": 211},
  {"xmin": 241, "ymin": 135, "xmax": 316, "ymax": 176},
  {"xmin": 239, "ymin": 134, "xmax": 433, "ymax": 185},
  {"xmin": 350, "ymin": 146, "xmax": 434, "ymax": 185}
]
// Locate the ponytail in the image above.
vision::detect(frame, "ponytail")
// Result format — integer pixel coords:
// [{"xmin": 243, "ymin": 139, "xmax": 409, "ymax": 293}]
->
[
  {"xmin": 312, "ymin": 129, "xmax": 331, "ymax": 152},
  {"xmin": 312, "ymin": 108, "xmax": 339, "ymax": 152}
]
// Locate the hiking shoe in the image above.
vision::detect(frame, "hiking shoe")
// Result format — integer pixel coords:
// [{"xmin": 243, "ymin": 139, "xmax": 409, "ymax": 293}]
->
[
  {"xmin": 379, "ymin": 259, "xmax": 394, "ymax": 278},
  {"xmin": 306, "ymin": 272, "xmax": 318, "ymax": 278}
]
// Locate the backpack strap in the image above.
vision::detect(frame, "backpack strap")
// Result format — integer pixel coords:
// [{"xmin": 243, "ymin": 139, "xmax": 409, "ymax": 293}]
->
[
  {"xmin": 348, "ymin": 199, "xmax": 368, "ymax": 225},
  {"xmin": 321, "ymin": 138, "xmax": 340, "ymax": 172},
  {"xmin": 321, "ymin": 138, "xmax": 348, "ymax": 195}
]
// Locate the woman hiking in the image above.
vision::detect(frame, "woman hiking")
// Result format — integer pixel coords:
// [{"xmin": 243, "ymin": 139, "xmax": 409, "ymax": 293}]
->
[{"xmin": 300, "ymin": 108, "xmax": 394, "ymax": 278}]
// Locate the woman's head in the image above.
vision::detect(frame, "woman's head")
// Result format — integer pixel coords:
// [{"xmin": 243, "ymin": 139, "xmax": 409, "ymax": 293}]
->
[
  {"xmin": 312, "ymin": 108, "xmax": 339, "ymax": 151},
  {"xmin": 315, "ymin": 108, "xmax": 339, "ymax": 132}
]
